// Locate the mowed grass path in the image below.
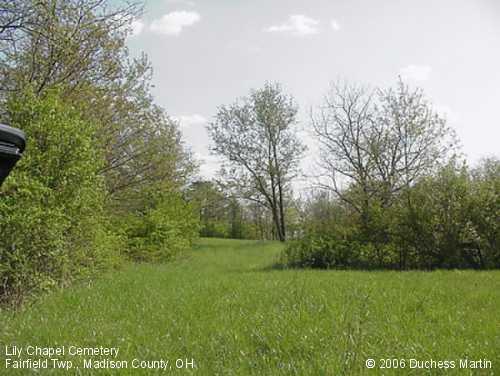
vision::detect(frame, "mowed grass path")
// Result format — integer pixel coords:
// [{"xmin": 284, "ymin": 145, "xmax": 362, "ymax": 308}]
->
[{"xmin": 1, "ymin": 238, "xmax": 499, "ymax": 375}]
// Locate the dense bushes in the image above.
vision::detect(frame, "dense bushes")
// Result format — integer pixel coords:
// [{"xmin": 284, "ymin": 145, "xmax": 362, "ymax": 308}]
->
[
  {"xmin": 396, "ymin": 160, "xmax": 500, "ymax": 269},
  {"xmin": 0, "ymin": 1, "xmax": 200, "ymax": 305},
  {"xmin": 0, "ymin": 90, "xmax": 122, "ymax": 304},
  {"xmin": 121, "ymin": 187, "xmax": 199, "ymax": 262},
  {"xmin": 280, "ymin": 159, "xmax": 500, "ymax": 270},
  {"xmin": 280, "ymin": 237, "xmax": 366, "ymax": 269},
  {"xmin": 0, "ymin": 88, "xmax": 199, "ymax": 304}
]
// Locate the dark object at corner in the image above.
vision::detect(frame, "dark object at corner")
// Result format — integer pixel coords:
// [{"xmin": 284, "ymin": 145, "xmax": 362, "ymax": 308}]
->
[{"xmin": 0, "ymin": 124, "xmax": 26, "ymax": 187}]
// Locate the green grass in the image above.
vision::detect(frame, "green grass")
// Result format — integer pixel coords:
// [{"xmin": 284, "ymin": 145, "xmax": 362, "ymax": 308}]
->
[{"xmin": 1, "ymin": 238, "xmax": 499, "ymax": 375}]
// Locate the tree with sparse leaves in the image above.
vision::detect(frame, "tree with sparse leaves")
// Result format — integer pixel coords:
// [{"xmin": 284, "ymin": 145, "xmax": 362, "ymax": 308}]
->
[{"xmin": 208, "ymin": 83, "xmax": 305, "ymax": 241}]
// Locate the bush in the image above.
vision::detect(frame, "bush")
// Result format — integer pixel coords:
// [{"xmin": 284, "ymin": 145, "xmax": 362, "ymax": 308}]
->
[
  {"xmin": 468, "ymin": 158, "xmax": 500, "ymax": 267},
  {"xmin": 122, "ymin": 187, "xmax": 199, "ymax": 262},
  {"xmin": 0, "ymin": 89, "xmax": 120, "ymax": 305},
  {"xmin": 392, "ymin": 160, "xmax": 499, "ymax": 269},
  {"xmin": 279, "ymin": 236, "xmax": 374, "ymax": 269},
  {"xmin": 200, "ymin": 221, "xmax": 230, "ymax": 238},
  {"xmin": 286, "ymin": 159, "xmax": 499, "ymax": 270}
]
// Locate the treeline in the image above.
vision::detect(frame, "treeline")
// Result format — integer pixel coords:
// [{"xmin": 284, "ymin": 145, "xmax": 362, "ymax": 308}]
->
[
  {"xmin": 0, "ymin": 0, "xmax": 198, "ymax": 305},
  {"xmin": 202, "ymin": 81, "xmax": 499, "ymax": 270},
  {"xmin": 282, "ymin": 157, "xmax": 499, "ymax": 269},
  {"xmin": 280, "ymin": 81, "xmax": 499, "ymax": 270},
  {"xmin": 186, "ymin": 181, "xmax": 300, "ymax": 240}
]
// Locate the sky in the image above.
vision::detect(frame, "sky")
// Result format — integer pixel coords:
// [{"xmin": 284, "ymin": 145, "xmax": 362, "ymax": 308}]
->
[{"xmin": 127, "ymin": 0, "xmax": 500, "ymax": 181}]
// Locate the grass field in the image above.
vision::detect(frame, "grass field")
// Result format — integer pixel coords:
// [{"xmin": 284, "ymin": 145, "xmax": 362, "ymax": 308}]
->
[{"xmin": 1, "ymin": 238, "xmax": 499, "ymax": 375}]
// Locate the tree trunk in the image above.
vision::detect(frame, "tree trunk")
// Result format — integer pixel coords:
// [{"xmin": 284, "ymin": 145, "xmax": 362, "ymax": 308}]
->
[
  {"xmin": 277, "ymin": 180, "xmax": 286, "ymax": 241},
  {"xmin": 271, "ymin": 204, "xmax": 285, "ymax": 241}
]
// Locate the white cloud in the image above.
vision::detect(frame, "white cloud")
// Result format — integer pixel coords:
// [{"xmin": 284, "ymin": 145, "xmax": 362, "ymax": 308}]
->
[
  {"xmin": 130, "ymin": 20, "xmax": 144, "ymax": 37},
  {"xmin": 330, "ymin": 19, "xmax": 341, "ymax": 31},
  {"xmin": 399, "ymin": 65, "xmax": 432, "ymax": 82},
  {"xmin": 150, "ymin": 11, "xmax": 201, "ymax": 36},
  {"xmin": 264, "ymin": 15, "xmax": 320, "ymax": 36},
  {"xmin": 174, "ymin": 114, "xmax": 207, "ymax": 127}
]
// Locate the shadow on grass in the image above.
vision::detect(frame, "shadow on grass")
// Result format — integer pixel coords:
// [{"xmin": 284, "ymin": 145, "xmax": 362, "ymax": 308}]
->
[{"xmin": 258, "ymin": 261, "xmax": 446, "ymax": 273}]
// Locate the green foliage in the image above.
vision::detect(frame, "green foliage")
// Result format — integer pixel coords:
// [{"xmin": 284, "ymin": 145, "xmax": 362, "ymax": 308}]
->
[
  {"xmin": 122, "ymin": 187, "xmax": 199, "ymax": 262},
  {"xmin": 280, "ymin": 236, "xmax": 381, "ymax": 269},
  {"xmin": 187, "ymin": 180, "xmax": 263, "ymax": 240},
  {"xmin": 0, "ymin": 88, "xmax": 121, "ymax": 304},
  {"xmin": 283, "ymin": 159, "xmax": 500, "ymax": 270},
  {"xmin": 208, "ymin": 83, "xmax": 306, "ymax": 241},
  {"xmin": 187, "ymin": 180, "xmax": 230, "ymax": 238},
  {"xmin": 393, "ymin": 161, "xmax": 471, "ymax": 268},
  {"xmin": 469, "ymin": 157, "xmax": 500, "ymax": 266},
  {"xmin": 200, "ymin": 221, "xmax": 230, "ymax": 238},
  {"xmin": 0, "ymin": 1, "xmax": 198, "ymax": 306},
  {"xmin": 396, "ymin": 159, "xmax": 500, "ymax": 269}
]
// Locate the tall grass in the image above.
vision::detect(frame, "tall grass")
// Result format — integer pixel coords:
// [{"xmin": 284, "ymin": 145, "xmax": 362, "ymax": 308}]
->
[{"xmin": 1, "ymin": 238, "xmax": 498, "ymax": 375}]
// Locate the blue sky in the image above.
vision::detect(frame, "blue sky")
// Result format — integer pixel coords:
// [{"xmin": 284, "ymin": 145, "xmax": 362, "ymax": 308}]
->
[{"xmin": 127, "ymin": 0, "xmax": 500, "ymax": 179}]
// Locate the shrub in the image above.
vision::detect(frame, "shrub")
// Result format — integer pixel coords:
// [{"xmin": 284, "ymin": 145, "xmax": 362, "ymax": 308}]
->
[
  {"xmin": 391, "ymin": 160, "xmax": 498, "ymax": 269},
  {"xmin": 287, "ymin": 159, "xmax": 499, "ymax": 270},
  {"xmin": 122, "ymin": 188, "xmax": 199, "ymax": 262},
  {"xmin": 279, "ymin": 236, "xmax": 373, "ymax": 269},
  {"xmin": 0, "ymin": 88, "xmax": 120, "ymax": 305},
  {"xmin": 468, "ymin": 158, "xmax": 500, "ymax": 267}
]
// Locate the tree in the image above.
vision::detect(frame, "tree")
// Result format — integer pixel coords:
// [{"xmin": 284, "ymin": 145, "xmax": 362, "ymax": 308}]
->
[
  {"xmin": 0, "ymin": 0, "xmax": 198, "ymax": 303},
  {"xmin": 246, "ymin": 201, "xmax": 274, "ymax": 240},
  {"xmin": 0, "ymin": 0, "xmax": 195, "ymax": 203},
  {"xmin": 0, "ymin": 0, "xmax": 140, "ymax": 99},
  {"xmin": 374, "ymin": 79, "xmax": 458, "ymax": 199},
  {"xmin": 208, "ymin": 83, "xmax": 305, "ymax": 241},
  {"xmin": 312, "ymin": 81, "xmax": 376, "ymax": 222},
  {"xmin": 313, "ymin": 79, "xmax": 457, "ymax": 221},
  {"xmin": 468, "ymin": 157, "xmax": 500, "ymax": 267},
  {"xmin": 312, "ymin": 79, "xmax": 459, "ymax": 267},
  {"xmin": 186, "ymin": 180, "xmax": 230, "ymax": 238},
  {"xmin": 314, "ymin": 79, "xmax": 456, "ymax": 207},
  {"xmin": 122, "ymin": 182, "xmax": 199, "ymax": 263},
  {"xmin": 0, "ymin": 88, "xmax": 121, "ymax": 304}
]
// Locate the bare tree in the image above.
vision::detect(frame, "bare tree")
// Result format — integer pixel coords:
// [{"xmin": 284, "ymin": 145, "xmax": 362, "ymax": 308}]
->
[
  {"xmin": 208, "ymin": 82, "xmax": 305, "ymax": 241},
  {"xmin": 313, "ymin": 78, "xmax": 458, "ymax": 220},
  {"xmin": 373, "ymin": 79, "xmax": 458, "ymax": 202},
  {"xmin": 312, "ymin": 81, "xmax": 377, "ymax": 219}
]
